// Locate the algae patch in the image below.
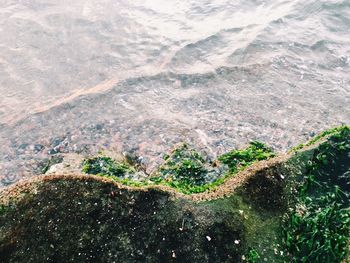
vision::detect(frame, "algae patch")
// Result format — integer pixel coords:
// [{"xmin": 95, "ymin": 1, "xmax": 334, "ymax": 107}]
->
[
  {"xmin": 218, "ymin": 141, "xmax": 276, "ymax": 173},
  {"xmin": 290, "ymin": 125, "xmax": 349, "ymax": 152},
  {"xmin": 150, "ymin": 143, "xmax": 225, "ymax": 194},
  {"xmin": 283, "ymin": 126, "xmax": 350, "ymax": 262},
  {"xmin": 80, "ymin": 141, "xmax": 276, "ymax": 194},
  {"xmin": 82, "ymin": 156, "xmax": 136, "ymax": 177}
]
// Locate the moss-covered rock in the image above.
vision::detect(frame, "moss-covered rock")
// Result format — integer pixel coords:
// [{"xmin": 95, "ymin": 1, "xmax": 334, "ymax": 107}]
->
[
  {"xmin": 218, "ymin": 141, "xmax": 276, "ymax": 173},
  {"xmin": 82, "ymin": 156, "xmax": 136, "ymax": 177},
  {"xmin": 0, "ymin": 176, "xmax": 247, "ymax": 263},
  {"xmin": 282, "ymin": 126, "xmax": 350, "ymax": 263},
  {"xmin": 0, "ymin": 126, "xmax": 349, "ymax": 263},
  {"xmin": 149, "ymin": 144, "xmax": 225, "ymax": 194},
  {"xmin": 80, "ymin": 142, "xmax": 276, "ymax": 195}
]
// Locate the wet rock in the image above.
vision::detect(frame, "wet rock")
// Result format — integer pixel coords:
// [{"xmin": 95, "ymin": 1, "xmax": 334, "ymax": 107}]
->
[
  {"xmin": 32, "ymin": 144, "xmax": 44, "ymax": 153},
  {"xmin": 47, "ymin": 148, "xmax": 59, "ymax": 155},
  {"xmin": 16, "ymin": 143, "xmax": 29, "ymax": 154}
]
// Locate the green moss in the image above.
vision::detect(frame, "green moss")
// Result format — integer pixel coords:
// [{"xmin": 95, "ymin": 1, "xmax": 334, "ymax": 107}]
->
[
  {"xmin": 284, "ymin": 192, "xmax": 350, "ymax": 263},
  {"xmin": 283, "ymin": 126, "xmax": 350, "ymax": 262},
  {"xmin": 154, "ymin": 175, "xmax": 227, "ymax": 195},
  {"xmin": 0, "ymin": 205, "xmax": 6, "ymax": 215},
  {"xmin": 81, "ymin": 142, "xmax": 277, "ymax": 195},
  {"xmin": 78, "ymin": 128, "xmax": 349, "ymax": 214},
  {"xmin": 81, "ymin": 156, "xmax": 151, "ymax": 187},
  {"xmin": 149, "ymin": 142, "xmax": 276, "ymax": 194},
  {"xmin": 150, "ymin": 144, "xmax": 217, "ymax": 194},
  {"xmin": 245, "ymin": 248, "xmax": 260, "ymax": 263},
  {"xmin": 290, "ymin": 125, "xmax": 350, "ymax": 152},
  {"xmin": 165, "ymin": 158, "xmax": 207, "ymax": 186},
  {"xmin": 82, "ymin": 156, "xmax": 135, "ymax": 177},
  {"xmin": 218, "ymin": 141, "xmax": 276, "ymax": 173}
]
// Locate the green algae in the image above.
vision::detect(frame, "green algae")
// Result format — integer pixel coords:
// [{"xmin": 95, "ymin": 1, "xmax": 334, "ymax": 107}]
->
[
  {"xmin": 82, "ymin": 156, "xmax": 136, "ymax": 177},
  {"xmin": 284, "ymin": 192, "xmax": 349, "ymax": 262},
  {"xmin": 0, "ymin": 205, "xmax": 6, "ymax": 215},
  {"xmin": 245, "ymin": 249, "xmax": 261, "ymax": 263},
  {"xmin": 150, "ymin": 144, "xmax": 224, "ymax": 194},
  {"xmin": 81, "ymin": 141, "xmax": 276, "ymax": 195},
  {"xmin": 154, "ymin": 144, "xmax": 209, "ymax": 186},
  {"xmin": 218, "ymin": 140, "xmax": 276, "ymax": 173},
  {"xmin": 283, "ymin": 126, "xmax": 350, "ymax": 262},
  {"xmin": 80, "ymin": 144, "xmax": 220, "ymax": 194},
  {"xmin": 290, "ymin": 125, "xmax": 350, "ymax": 152},
  {"xmin": 78, "ymin": 127, "xmax": 350, "ymax": 261},
  {"xmin": 81, "ymin": 156, "xmax": 151, "ymax": 188},
  {"xmin": 151, "ymin": 141, "xmax": 276, "ymax": 194}
]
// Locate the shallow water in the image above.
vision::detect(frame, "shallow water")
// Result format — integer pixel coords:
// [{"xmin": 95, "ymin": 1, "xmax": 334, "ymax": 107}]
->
[{"xmin": 0, "ymin": 0, "xmax": 349, "ymax": 185}]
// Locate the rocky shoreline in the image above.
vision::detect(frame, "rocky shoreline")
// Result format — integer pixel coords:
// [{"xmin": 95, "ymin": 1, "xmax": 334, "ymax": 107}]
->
[{"xmin": 0, "ymin": 126, "xmax": 349, "ymax": 262}]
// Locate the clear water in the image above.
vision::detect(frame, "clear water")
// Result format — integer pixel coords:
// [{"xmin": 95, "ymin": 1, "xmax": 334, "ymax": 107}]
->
[{"xmin": 0, "ymin": 0, "xmax": 349, "ymax": 185}]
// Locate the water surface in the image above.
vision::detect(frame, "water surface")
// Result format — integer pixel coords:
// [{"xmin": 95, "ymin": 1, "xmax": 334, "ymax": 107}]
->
[{"xmin": 0, "ymin": 0, "xmax": 349, "ymax": 185}]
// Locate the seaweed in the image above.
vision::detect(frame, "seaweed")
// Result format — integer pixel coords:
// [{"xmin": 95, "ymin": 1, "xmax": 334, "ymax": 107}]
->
[
  {"xmin": 82, "ymin": 156, "xmax": 135, "ymax": 177},
  {"xmin": 290, "ymin": 125, "xmax": 350, "ymax": 152},
  {"xmin": 244, "ymin": 248, "xmax": 261, "ymax": 263},
  {"xmin": 0, "ymin": 205, "xmax": 6, "ymax": 215},
  {"xmin": 283, "ymin": 126, "xmax": 350, "ymax": 262},
  {"xmin": 81, "ymin": 142, "xmax": 277, "ymax": 194},
  {"xmin": 218, "ymin": 141, "xmax": 276, "ymax": 173},
  {"xmin": 150, "ymin": 144, "xmax": 215, "ymax": 193},
  {"xmin": 149, "ymin": 142, "xmax": 276, "ymax": 194}
]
